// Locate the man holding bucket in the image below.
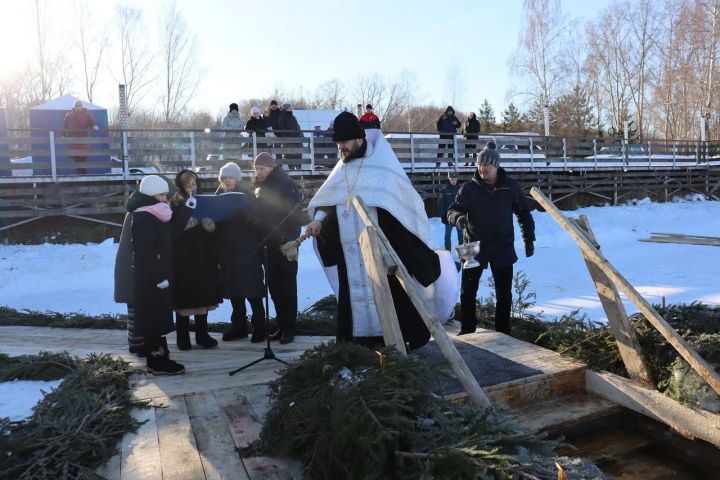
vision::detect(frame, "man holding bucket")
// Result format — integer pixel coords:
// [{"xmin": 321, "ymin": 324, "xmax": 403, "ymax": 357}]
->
[{"xmin": 447, "ymin": 141, "xmax": 535, "ymax": 335}]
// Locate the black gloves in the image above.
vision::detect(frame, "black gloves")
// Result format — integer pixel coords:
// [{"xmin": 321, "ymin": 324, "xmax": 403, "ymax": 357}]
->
[
  {"xmin": 456, "ymin": 215, "xmax": 468, "ymax": 229},
  {"xmin": 525, "ymin": 241, "xmax": 534, "ymax": 258},
  {"xmin": 441, "ymin": 214, "xmax": 448, "ymax": 225}
]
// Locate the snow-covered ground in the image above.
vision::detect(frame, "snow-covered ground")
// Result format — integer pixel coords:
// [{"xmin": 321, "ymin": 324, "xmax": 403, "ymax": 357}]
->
[
  {"xmin": 0, "ymin": 196, "xmax": 718, "ymax": 324},
  {"xmin": 1, "ymin": 196, "xmax": 719, "ymax": 420},
  {"xmin": 0, "ymin": 379, "xmax": 62, "ymax": 421}
]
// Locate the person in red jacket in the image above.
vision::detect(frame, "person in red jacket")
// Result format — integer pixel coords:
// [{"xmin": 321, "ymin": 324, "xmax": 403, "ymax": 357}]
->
[
  {"xmin": 358, "ymin": 104, "xmax": 381, "ymax": 129},
  {"xmin": 62, "ymin": 99, "xmax": 98, "ymax": 174}
]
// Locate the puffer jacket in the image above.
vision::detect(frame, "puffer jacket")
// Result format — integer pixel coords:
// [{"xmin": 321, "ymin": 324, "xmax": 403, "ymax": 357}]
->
[
  {"xmin": 447, "ymin": 168, "xmax": 535, "ymax": 267},
  {"xmin": 254, "ymin": 166, "xmax": 304, "ymax": 248},
  {"xmin": 223, "ymin": 111, "xmax": 244, "ymax": 129}
]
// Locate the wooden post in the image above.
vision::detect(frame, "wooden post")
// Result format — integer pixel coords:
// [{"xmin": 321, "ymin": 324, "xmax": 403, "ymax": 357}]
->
[
  {"xmin": 531, "ymin": 186, "xmax": 720, "ymax": 396},
  {"xmin": 49, "ymin": 130, "xmax": 57, "ymax": 182},
  {"xmin": 122, "ymin": 131, "xmax": 129, "ymax": 180},
  {"xmin": 358, "ymin": 227, "xmax": 407, "ymax": 356},
  {"xmin": 190, "ymin": 132, "xmax": 196, "ymax": 171},
  {"xmin": 574, "ymin": 215, "xmax": 655, "ymax": 388},
  {"xmin": 352, "ymin": 196, "xmax": 492, "ymax": 409}
]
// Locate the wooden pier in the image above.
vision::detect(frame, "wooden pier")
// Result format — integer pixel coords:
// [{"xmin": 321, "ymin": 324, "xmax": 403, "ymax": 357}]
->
[{"xmin": 0, "ymin": 323, "xmax": 609, "ymax": 480}]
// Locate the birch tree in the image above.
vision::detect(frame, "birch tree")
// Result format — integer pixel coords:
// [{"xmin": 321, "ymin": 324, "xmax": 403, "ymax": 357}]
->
[
  {"xmin": 74, "ymin": 0, "xmax": 108, "ymax": 103},
  {"xmin": 512, "ymin": 0, "xmax": 567, "ymax": 108},
  {"xmin": 158, "ymin": 0, "xmax": 201, "ymax": 125},
  {"xmin": 116, "ymin": 4, "xmax": 154, "ymax": 118}
]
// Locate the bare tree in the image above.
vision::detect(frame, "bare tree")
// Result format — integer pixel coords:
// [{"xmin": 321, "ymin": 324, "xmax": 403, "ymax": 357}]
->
[
  {"xmin": 621, "ymin": 0, "xmax": 661, "ymax": 138},
  {"xmin": 30, "ymin": 0, "xmax": 73, "ymax": 102},
  {"xmin": 512, "ymin": 0, "xmax": 567, "ymax": 108},
  {"xmin": 695, "ymin": 0, "xmax": 720, "ymax": 139},
  {"xmin": 353, "ymin": 71, "xmax": 416, "ymax": 124},
  {"xmin": 313, "ymin": 78, "xmax": 345, "ymax": 110},
  {"xmin": 158, "ymin": 0, "xmax": 201, "ymax": 125},
  {"xmin": 74, "ymin": 0, "xmax": 108, "ymax": 103},
  {"xmin": 586, "ymin": 8, "xmax": 634, "ymax": 136},
  {"xmin": 445, "ymin": 60, "xmax": 465, "ymax": 108},
  {"xmin": 116, "ymin": 4, "xmax": 154, "ymax": 118}
]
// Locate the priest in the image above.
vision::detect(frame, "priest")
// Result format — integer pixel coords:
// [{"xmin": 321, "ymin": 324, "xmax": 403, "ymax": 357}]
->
[{"xmin": 305, "ymin": 112, "xmax": 456, "ymax": 350}]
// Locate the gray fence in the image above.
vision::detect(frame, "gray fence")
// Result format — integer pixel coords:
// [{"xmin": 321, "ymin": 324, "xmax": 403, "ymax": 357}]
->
[{"xmin": 1, "ymin": 129, "xmax": 718, "ymax": 182}]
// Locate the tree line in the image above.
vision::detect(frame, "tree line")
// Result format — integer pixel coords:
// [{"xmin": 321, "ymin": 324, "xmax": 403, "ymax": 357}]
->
[{"xmin": 2, "ymin": 0, "xmax": 719, "ymax": 141}]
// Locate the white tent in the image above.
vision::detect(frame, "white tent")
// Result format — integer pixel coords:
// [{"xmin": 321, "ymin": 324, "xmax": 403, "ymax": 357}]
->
[
  {"xmin": 30, "ymin": 95, "xmax": 105, "ymax": 112},
  {"xmin": 292, "ymin": 109, "xmax": 341, "ymax": 132}
]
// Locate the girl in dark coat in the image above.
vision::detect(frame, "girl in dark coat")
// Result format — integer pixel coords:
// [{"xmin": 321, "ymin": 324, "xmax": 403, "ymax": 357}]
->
[
  {"xmin": 130, "ymin": 175, "xmax": 184, "ymax": 375},
  {"xmin": 215, "ymin": 162, "xmax": 267, "ymax": 343},
  {"xmin": 171, "ymin": 170, "xmax": 223, "ymax": 350}
]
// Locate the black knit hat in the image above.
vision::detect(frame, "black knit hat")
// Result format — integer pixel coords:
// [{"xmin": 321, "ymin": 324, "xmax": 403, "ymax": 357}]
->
[
  {"xmin": 366, "ymin": 104, "xmax": 373, "ymax": 110},
  {"xmin": 229, "ymin": 103, "xmax": 238, "ymax": 112},
  {"xmin": 332, "ymin": 112, "xmax": 366, "ymax": 142},
  {"xmin": 478, "ymin": 141, "xmax": 500, "ymax": 167}
]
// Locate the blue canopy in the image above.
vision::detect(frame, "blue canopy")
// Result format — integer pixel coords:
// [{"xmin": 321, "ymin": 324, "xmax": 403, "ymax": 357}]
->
[{"xmin": 29, "ymin": 95, "xmax": 110, "ymax": 175}]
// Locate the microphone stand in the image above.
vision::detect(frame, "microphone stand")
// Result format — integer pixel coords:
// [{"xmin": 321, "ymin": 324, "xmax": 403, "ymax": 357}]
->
[{"xmin": 229, "ymin": 245, "xmax": 288, "ymax": 375}]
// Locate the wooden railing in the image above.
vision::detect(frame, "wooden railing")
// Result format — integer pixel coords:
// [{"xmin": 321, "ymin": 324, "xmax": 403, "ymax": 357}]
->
[{"xmin": 1, "ymin": 129, "xmax": 719, "ymax": 181}]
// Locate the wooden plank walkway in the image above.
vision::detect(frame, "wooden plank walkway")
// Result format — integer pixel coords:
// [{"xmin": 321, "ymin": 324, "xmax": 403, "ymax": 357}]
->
[{"xmin": 0, "ymin": 325, "xmax": 588, "ymax": 479}]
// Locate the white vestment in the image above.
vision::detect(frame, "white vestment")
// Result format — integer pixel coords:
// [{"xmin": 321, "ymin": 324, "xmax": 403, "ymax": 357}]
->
[{"xmin": 308, "ymin": 129, "xmax": 458, "ymax": 337}]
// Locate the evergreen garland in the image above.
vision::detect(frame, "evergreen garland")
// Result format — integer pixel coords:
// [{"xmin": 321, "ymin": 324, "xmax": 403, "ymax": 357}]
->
[
  {"xmin": 243, "ymin": 342, "xmax": 603, "ymax": 479},
  {"xmin": 0, "ymin": 352, "xmax": 145, "ymax": 480}
]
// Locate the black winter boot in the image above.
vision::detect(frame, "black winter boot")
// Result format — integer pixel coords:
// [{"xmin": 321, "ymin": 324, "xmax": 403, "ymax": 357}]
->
[
  {"xmin": 176, "ymin": 313, "xmax": 192, "ymax": 351},
  {"xmin": 194, "ymin": 314, "xmax": 218, "ymax": 348},
  {"xmin": 223, "ymin": 298, "xmax": 248, "ymax": 341},
  {"xmin": 249, "ymin": 298, "xmax": 266, "ymax": 343},
  {"xmin": 146, "ymin": 336, "xmax": 185, "ymax": 375}
]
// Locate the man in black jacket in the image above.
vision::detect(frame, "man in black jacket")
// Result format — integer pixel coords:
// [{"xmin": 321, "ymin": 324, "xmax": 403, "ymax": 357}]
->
[
  {"xmin": 436, "ymin": 106, "xmax": 461, "ymax": 167},
  {"xmin": 276, "ymin": 103, "xmax": 303, "ymax": 170},
  {"xmin": 253, "ymin": 152, "xmax": 304, "ymax": 343},
  {"xmin": 447, "ymin": 141, "xmax": 535, "ymax": 335}
]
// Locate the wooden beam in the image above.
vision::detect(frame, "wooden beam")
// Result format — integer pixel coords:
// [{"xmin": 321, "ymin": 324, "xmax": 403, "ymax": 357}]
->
[
  {"xmin": 358, "ymin": 226, "xmax": 407, "ymax": 356},
  {"xmin": 352, "ymin": 195, "xmax": 491, "ymax": 408},
  {"xmin": 640, "ymin": 232, "xmax": 720, "ymax": 247},
  {"xmin": 586, "ymin": 370, "xmax": 720, "ymax": 447},
  {"xmin": 531, "ymin": 186, "xmax": 720, "ymax": 397},
  {"xmin": 574, "ymin": 215, "xmax": 655, "ymax": 388}
]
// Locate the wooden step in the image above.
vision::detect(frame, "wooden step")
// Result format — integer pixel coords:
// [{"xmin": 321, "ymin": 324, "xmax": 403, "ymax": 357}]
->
[{"xmin": 515, "ymin": 392, "xmax": 622, "ymax": 433}]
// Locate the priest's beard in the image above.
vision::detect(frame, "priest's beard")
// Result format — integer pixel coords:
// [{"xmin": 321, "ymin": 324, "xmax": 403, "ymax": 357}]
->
[{"xmin": 340, "ymin": 138, "xmax": 367, "ymax": 163}]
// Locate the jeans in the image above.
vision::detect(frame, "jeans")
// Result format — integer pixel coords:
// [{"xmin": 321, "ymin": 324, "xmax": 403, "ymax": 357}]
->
[
  {"xmin": 444, "ymin": 224, "xmax": 463, "ymax": 251},
  {"xmin": 460, "ymin": 263, "xmax": 513, "ymax": 333}
]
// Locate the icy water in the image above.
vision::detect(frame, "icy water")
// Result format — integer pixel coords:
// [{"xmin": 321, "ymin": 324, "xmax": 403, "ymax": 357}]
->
[{"xmin": 558, "ymin": 412, "xmax": 720, "ymax": 479}]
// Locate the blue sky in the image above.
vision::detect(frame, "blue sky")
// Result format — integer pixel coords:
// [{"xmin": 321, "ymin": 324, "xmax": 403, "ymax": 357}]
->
[{"xmin": 0, "ymin": 0, "xmax": 614, "ymax": 116}]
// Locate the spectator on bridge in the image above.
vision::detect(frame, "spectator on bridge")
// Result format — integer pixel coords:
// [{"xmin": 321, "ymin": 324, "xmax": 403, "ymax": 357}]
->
[
  {"xmin": 438, "ymin": 171, "xmax": 463, "ymax": 251},
  {"xmin": 266, "ymin": 100, "xmax": 282, "ymax": 133},
  {"xmin": 436, "ymin": 106, "xmax": 460, "ymax": 167},
  {"xmin": 359, "ymin": 104, "xmax": 381, "ymax": 129},
  {"xmin": 277, "ymin": 103, "xmax": 303, "ymax": 169},
  {"xmin": 447, "ymin": 141, "xmax": 535, "ymax": 335},
  {"xmin": 464, "ymin": 112, "xmax": 481, "ymax": 165},
  {"xmin": 222, "ymin": 103, "xmax": 244, "ymax": 129},
  {"xmin": 62, "ymin": 99, "xmax": 98, "ymax": 175},
  {"xmin": 245, "ymin": 106, "xmax": 267, "ymax": 137}
]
